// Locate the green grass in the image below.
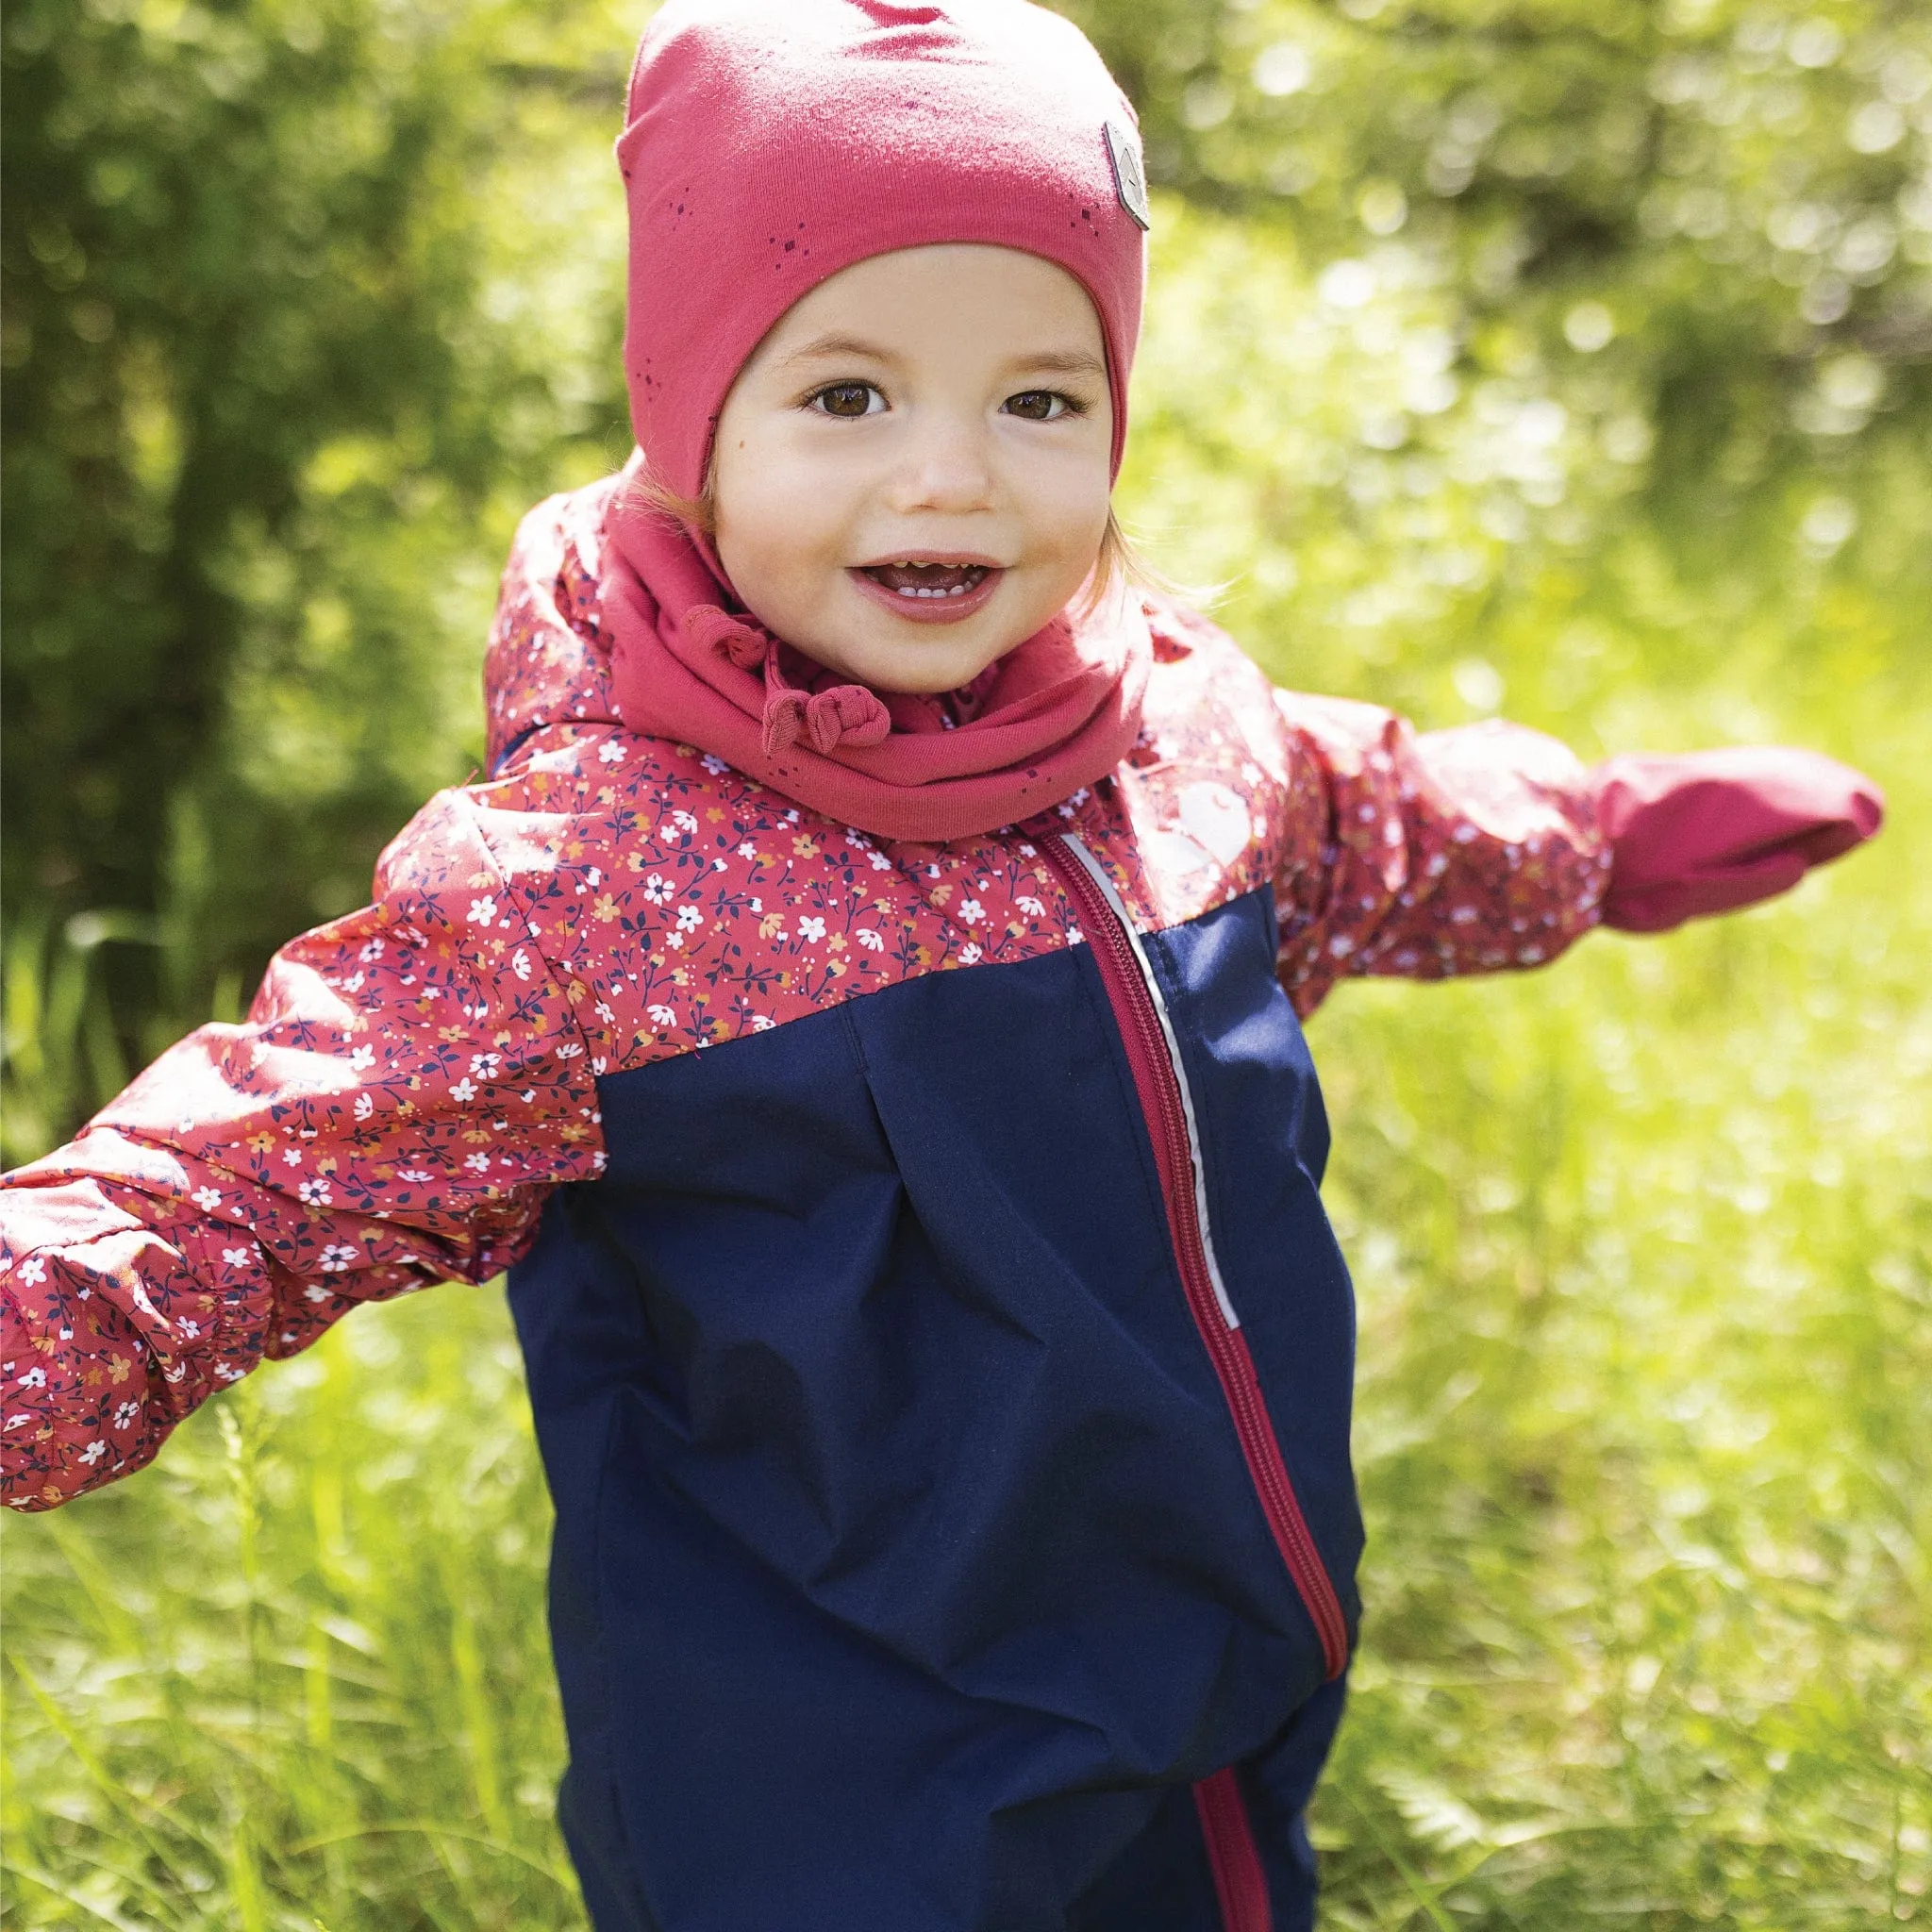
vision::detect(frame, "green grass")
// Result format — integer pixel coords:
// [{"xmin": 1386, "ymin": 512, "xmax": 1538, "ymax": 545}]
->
[{"xmin": 5, "ymin": 206, "xmax": 1929, "ymax": 1929}]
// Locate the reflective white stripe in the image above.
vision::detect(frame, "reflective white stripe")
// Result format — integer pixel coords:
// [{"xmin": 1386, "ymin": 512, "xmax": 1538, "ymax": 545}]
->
[{"xmin": 1061, "ymin": 836, "xmax": 1242, "ymax": 1332}]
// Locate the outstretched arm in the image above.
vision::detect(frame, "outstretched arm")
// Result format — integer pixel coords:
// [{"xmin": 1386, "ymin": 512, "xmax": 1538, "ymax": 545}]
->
[
  {"xmin": 1272, "ymin": 696, "xmax": 1883, "ymax": 1017},
  {"xmin": 1, "ymin": 792, "xmax": 605, "ymax": 1510}
]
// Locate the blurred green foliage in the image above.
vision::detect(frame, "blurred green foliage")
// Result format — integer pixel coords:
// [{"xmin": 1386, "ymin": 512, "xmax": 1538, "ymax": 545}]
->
[
  {"xmin": 3, "ymin": 0, "xmax": 1929, "ymax": 1927},
  {"xmin": 1, "ymin": 0, "xmax": 635, "ymax": 1158}
]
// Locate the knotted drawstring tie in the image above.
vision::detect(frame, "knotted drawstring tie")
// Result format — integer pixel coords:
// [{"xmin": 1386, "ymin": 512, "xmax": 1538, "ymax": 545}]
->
[
  {"xmin": 683, "ymin": 604, "xmax": 892, "ymax": 758},
  {"xmin": 684, "ymin": 603, "xmax": 769, "ymax": 670}
]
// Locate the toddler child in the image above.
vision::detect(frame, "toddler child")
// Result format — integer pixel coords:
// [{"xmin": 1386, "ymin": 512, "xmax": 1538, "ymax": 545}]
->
[{"xmin": 0, "ymin": 3, "xmax": 1884, "ymax": 1928}]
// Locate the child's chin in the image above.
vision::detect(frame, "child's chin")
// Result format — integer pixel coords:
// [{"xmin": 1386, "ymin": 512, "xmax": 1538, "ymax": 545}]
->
[
  {"xmin": 823, "ymin": 608, "xmax": 1020, "ymax": 693},
  {"xmin": 843, "ymin": 641, "xmax": 1009, "ymax": 696}
]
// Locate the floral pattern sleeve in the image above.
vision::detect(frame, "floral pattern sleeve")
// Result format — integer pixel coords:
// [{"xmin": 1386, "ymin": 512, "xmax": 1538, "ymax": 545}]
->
[
  {"xmin": 1272, "ymin": 694, "xmax": 1613, "ymax": 1018},
  {"xmin": 0, "ymin": 791, "xmax": 606, "ymax": 1511}
]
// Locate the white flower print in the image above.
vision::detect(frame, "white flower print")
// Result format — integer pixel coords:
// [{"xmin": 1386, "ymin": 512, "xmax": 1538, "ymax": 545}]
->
[
  {"xmin": 958, "ymin": 943, "xmax": 983, "ymax": 966},
  {"xmin": 297, "ymin": 1179, "xmax": 334, "ymax": 1207},
  {"xmin": 464, "ymin": 1154, "xmax": 491, "ymax": 1174},
  {"xmin": 79, "ymin": 1440, "xmax": 108, "ymax": 1465},
  {"xmin": 113, "ymin": 1401, "xmax": 140, "ymax": 1429},
  {"xmin": 1017, "ymin": 895, "xmax": 1045, "ymax": 917},
  {"xmin": 177, "ymin": 1319, "xmax": 201, "ymax": 1340},
  {"xmin": 598, "ymin": 740, "xmax": 626, "ymax": 764},
  {"xmin": 467, "ymin": 895, "xmax": 497, "ymax": 924},
  {"xmin": 868, "ymin": 850, "xmax": 891, "ymax": 871},
  {"xmin": 470, "ymin": 1053, "xmax": 501, "ymax": 1077},
  {"xmin": 305, "ymin": 1284, "xmax": 332, "ymax": 1302},
  {"xmin": 222, "ymin": 1247, "xmax": 251, "ymax": 1268},
  {"xmin": 748, "ymin": 1015, "xmax": 774, "ymax": 1031},
  {"xmin": 554, "ymin": 1042, "xmax": 585, "ymax": 1059},
  {"xmin": 663, "ymin": 932, "xmax": 684, "ymax": 951},
  {"xmin": 642, "ymin": 874, "xmax": 671, "ymax": 906},
  {"xmin": 359, "ymin": 938, "xmax": 385, "ymax": 962},
  {"xmin": 398, "ymin": 1168, "xmax": 435, "ymax": 1184},
  {"xmin": 856, "ymin": 929, "xmax": 885, "ymax": 952},
  {"xmin": 18, "ymin": 1257, "xmax": 45, "ymax": 1287},
  {"xmin": 648, "ymin": 1005, "xmax": 677, "ymax": 1028},
  {"xmin": 319, "ymin": 1242, "xmax": 359, "ymax": 1273},
  {"xmin": 512, "ymin": 946, "xmax": 532, "ymax": 981},
  {"xmin": 349, "ymin": 1044, "xmax": 376, "ymax": 1072},
  {"xmin": 666, "ymin": 810, "xmax": 699, "ymax": 837},
  {"xmin": 283, "ymin": 1148, "xmax": 302, "ymax": 1166},
  {"xmin": 958, "ymin": 900, "xmax": 984, "ymax": 924},
  {"xmin": 736, "ymin": 841, "xmax": 758, "ymax": 859},
  {"xmin": 353, "ymin": 1092, "xmax": 375, "ymax": 1121},
  {"xmin": 703, "ymin": 755, "xmax": 730, "ymax": 775},
  {"xmin": 450, "ymin": 1077, "xmax": 477, "ymax": 1103},
  {"xmin": 797, "ymin": 916, "xmax": 825, "ymax": 943},
  {"xmin": 5, "ymin": 1414, "xmax": 31, "ymax": 1431},
  {"xmin": 675, "ymin": 905, "xmax": 705, "ymax": 933},
  {"xmin": 16, "ymin": 1367, "xmax": 46, "ymax": 1390}
]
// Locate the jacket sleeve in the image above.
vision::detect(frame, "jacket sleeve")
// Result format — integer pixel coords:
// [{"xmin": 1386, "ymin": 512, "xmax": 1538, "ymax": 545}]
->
[
  {"xmin": 0, "ymin": 792, "xmax": 606, "ymax": 1511},
  {"xmin": 1271, "ymin": 693, "xmax": 1612, "ymax": 1018}
]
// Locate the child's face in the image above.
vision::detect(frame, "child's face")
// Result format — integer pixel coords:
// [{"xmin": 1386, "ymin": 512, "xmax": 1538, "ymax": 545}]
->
[{"xmin": 712, "ymin": 244, "xmax": 1115, "ymax": 693}]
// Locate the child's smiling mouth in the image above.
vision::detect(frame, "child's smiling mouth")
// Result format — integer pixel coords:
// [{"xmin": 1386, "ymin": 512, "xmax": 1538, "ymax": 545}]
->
[{"xmin": 849, "ymin": 558, "xmax": 1005, "ymax": 624}]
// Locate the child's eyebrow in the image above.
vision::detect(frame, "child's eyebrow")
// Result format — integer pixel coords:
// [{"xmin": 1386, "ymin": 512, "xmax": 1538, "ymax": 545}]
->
[
  {"xmin": 774, "ymin": 335, "xmax": 1107, "ymax": 382},
  {"xmin": 1003, "ymin": 349, "xmax": 1108, "ymax": 381},
  {"xmin": 779, "ymin": 332, "xmax": 897, "ymax": 368}
]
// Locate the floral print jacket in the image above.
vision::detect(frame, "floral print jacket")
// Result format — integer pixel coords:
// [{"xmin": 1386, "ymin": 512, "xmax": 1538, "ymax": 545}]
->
[{"xmin": 0, "ymin": 475, "xmax": 1609, "ymax": 1511}]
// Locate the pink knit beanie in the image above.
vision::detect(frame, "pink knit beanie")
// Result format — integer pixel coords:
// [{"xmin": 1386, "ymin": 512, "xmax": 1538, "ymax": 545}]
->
[{"xmin": 616, "ymin": 0, "xmax": 1150, "ymax": 501}]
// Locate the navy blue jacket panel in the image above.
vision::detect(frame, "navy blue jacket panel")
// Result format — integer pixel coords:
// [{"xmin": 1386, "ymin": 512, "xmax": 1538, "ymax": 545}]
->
[{"xmin": 508, "ymin": 886, "xmax": 1361, "ymax": 1929}]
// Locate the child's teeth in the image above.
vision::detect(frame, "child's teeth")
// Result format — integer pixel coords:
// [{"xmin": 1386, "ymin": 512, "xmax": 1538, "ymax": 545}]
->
[{"xmin": 868, "ymin": 560, "xmax": 990, "ymax": 599}]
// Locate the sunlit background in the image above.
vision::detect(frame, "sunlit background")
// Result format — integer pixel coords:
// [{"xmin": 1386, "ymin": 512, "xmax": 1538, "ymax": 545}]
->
[{"xmin": 4, "ymin": 1, "xmax": 1928, "ymax": 1925}]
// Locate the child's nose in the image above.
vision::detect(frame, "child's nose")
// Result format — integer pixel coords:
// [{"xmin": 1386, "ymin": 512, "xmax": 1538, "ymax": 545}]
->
[{"xmin": 886, "ymin": 414, "xmax": 996, "ymax": 515}]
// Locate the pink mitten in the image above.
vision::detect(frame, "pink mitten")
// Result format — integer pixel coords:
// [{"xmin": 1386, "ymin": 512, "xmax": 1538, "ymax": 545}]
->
[{"xmin": 1591, "ymin": 747, "xmax": 1885, "ymax": 934}]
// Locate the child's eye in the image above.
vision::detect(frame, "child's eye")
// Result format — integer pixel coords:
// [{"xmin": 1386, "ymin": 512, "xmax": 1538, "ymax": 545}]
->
[
  {"xmin": 1004, "ymin": 390, "xmax": 1081, "ymax": 422},
  {"xmin": 808, "ymin": 382, "xmax": 886, "ymax": 418}
]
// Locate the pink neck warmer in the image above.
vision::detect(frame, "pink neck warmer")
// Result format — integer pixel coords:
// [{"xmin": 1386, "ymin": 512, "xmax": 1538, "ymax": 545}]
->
[{"xmin": 599, "ymin": 0, "xmax": 1154, "ymax": 842}]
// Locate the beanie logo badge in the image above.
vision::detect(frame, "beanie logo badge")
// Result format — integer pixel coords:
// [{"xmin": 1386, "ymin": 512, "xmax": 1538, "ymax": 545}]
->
[{"xmin": 1104, "ymin": 120, "xmax": 1151, "ymax": 231}]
